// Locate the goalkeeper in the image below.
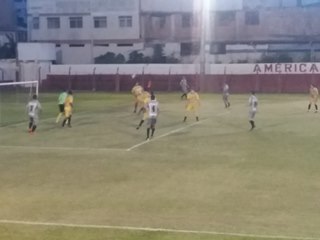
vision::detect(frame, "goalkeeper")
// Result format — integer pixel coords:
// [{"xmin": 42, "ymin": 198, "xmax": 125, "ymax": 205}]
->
[{"xmin": 56, "ymin": 90, "xmax": 67, "ymax": 123}]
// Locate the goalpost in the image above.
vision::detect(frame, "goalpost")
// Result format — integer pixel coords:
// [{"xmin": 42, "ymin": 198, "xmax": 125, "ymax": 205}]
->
[{"xmin": 0, "ymin": 81, "xmax": 39, "ymax": 127}]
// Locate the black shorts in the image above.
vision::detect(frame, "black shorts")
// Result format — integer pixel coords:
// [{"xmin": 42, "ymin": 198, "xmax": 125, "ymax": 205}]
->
[
  {"xmin": 148, "ymin": 117, "xmax": 157, "ymax": 127},
  {"xmin": 59, "ymin": 104, "xmax": 65, "ymax": 113}
]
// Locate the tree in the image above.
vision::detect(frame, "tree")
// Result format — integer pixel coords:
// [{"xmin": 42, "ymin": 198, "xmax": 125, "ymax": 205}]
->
[
  {"xmin": 152, "ymin": 44, "xmax": 166, "ymax": 63},
  {"xmin": 258, "ymin": 53, "xmax": 293, "ymax": 63},
  {"xmin": 115, "ymin": 54, "xmax": 125, "ymax": 63},
  {"xmin": 127, "ymin": 51, "xmax": 145, "ymax": 63},
  {"xmin": 0, "ymin": 34, "xmax": 16, "ymax": 59},
  {"xmin": 95, "ymin": 52, "xmax": 125, "ymax": 64}
]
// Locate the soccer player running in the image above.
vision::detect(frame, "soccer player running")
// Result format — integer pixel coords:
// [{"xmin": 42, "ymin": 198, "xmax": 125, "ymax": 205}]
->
[
  {"xmin": 222, "ymin": 82, "xmax": 231, "ymax": 108},
  {"xmin": 62, "ymin": 90, "xmax": 73, "ymax": 128},
  {"xmin": 26, "ymin": 94, "xmax": 42, "ymax": 134},
  {"xmin": 180, "ymin": 76, "xmax": 189, "ymax": 100},
  {"xmin": 136, "ymin": 90, "xmax": 151, "ymax": 129},
  {"xmin": 56, "ymin": 90, "xmax": 67, "ymax": 123},
  {"xmin": 308, "ymin": 84, "xmax": 319, "ymax": 113},
  {"xmin": 248, "ymin": 91, "xmax": 258, "ymax": 131},
  {"xmin": 183, "ymin": 89, "xmax": 200, "ymax": 122},
  {"xmin": 146, "ymin": 94, "xmax": 159, "ymax": 140},
  {"xmin": 131, "ymin": 82, "xmax": 143, "ymax": 113}
]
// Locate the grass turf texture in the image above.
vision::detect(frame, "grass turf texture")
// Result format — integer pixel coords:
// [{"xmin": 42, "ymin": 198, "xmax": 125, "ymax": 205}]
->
[{"xmin": 1, "ymin": 92, "xmax": 320, "ymax": 240}]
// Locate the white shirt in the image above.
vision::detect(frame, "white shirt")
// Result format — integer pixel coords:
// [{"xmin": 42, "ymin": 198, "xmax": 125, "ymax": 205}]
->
[
  {"xmin": 248, "ymin": 95, "xmax": 258, "ymax": 112},
  {"xmin": 148, "ymin": 100, "xmax": 159, "ymax": 118},
  {"xmin": 180, "ymin": 78, "xmax": 188, "ymax": 92},
  {"xmin": 223, "ymin": 84, "xmax": 229, "ymax": 95},
  {"xmin": 27, "ymin": 100, "xmax": 41, "ymax": 117}
]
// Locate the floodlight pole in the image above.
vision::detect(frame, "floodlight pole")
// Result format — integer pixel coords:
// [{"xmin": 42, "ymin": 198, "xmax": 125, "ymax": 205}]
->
[{"xmin": 199, "ymin": 0, "xmax": 207, "ymax": 92}]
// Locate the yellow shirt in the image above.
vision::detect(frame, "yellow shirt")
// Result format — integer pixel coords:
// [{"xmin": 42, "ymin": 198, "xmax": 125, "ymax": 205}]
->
[
  {"xmin": 187, "ymin": 92, "xmax": 200, "ymax": 105},
  {"xmin": 64, "ymin": 95, "xmax": 73, "ymax": 109},
  {"xmin": 142, "ymin": 91, "xmax": 151, "ymax": 104},
  {"xmin": 132, "ymin": 85, "xmax": 143, "ymax": 96}
]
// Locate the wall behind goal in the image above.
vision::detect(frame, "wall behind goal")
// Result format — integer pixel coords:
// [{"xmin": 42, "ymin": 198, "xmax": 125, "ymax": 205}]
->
[{"xmin": 42, "ymin": 63, "xmax": 320, "ymax": 93}]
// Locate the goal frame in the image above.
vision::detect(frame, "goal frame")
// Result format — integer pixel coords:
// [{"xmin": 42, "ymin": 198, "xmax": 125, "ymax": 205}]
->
[{"xmin": 0, "ymin": 81, "xmax": 39, "ymax": 96}]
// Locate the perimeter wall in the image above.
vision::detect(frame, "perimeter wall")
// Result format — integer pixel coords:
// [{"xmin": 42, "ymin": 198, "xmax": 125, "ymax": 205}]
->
[{"xmin": 39, "ymin": 63, "xmax": 320, "ymax": 93}]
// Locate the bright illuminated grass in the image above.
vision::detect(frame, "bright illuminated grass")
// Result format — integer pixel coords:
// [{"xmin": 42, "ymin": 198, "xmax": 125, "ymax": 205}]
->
[{"xmin": 0, "ymin": 92, "xmax": 320, "ymax": 240}]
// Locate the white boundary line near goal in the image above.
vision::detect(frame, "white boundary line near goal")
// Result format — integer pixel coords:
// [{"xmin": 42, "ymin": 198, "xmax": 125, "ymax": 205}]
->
[
  {"xmin": 0, "ymin": 145, "xmax": 124, "ymax": 152},
  {"xmin": 126, "ymin": 111, "xmax": 230, "ymax": 151},
  {"xmin": 0, "ymin": 219, "xmax": 318, "ymax": 240}
]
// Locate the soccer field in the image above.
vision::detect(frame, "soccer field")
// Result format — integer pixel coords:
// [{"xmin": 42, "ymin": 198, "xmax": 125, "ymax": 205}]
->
[{"xmin": 1, "ymin": 92, "xmax": 320, "ymax": 240}]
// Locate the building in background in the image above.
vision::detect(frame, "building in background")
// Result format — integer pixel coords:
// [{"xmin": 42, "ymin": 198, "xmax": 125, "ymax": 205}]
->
[
  {"xmin": 26, "ymin": 0, "xmax": 320, "ymax": 64},
  {"xmin": 14, "ymin": 0, "xmax": 28, "ymax": 42},
  {"xmin": 209, "ymin": 0, "xmax": 320, "ymax": 63},
  {"xmin": 140, "ymin": 0, "xmax": 201, "ymax": 63},
  {"xmin": 0, "ymin": 0, "xmax": 17, "ymax": 46},
  {"xmin": 27, "ymin": 0, "xmax": 142, "ymax": 64}
]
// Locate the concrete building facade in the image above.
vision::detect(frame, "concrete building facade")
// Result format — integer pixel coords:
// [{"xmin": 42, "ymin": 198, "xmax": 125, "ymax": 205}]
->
[
  {"xmin": 210, "ymin": 0, "xmax": 320, "ymax": 63},
  {"xmin": 26, "ymin": 0, "xmax": 320, "ymax": 64},
  {"xmin": 28, "ymin": 0, "xmax": 141, "ymax": 64},
  {"xmin": 14, "ymin": 0, "xmax": 28, "ymax": 42},
  {"xmin": 0, "ymin": 0, "xmax": 17, "ymax": 45}
]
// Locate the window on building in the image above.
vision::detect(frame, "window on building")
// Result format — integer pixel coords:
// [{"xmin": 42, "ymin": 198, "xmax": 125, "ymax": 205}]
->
[
  {"xmin": 69, "ymin": 44, "xmax": 85, "ymax": 47},
  {"xmin": 245, "ymin": 11, "xmax": 259, "ymax": 25},
  {"xmin": 47, "ymin": 17, "xmax": 60, "ymax": 29},
  {"xmin": 94, "ymin": 16, "xmax": 107, "ymax": 28},
  {"xmin": 94, "ymin": 43, "xmax": 109, "ymax": 47},
  {"xmin": 210, "ymin": 43, "xmax": 226, "ymax": 54},
  {"xmin": 119, "ymin": 16, "xmax": 132, "ymax": 27},
  {"xmin": 117, "ymin": 43, "xmax": 134, "ymax": 47},
  {"xmin": 180, "ymin": 42, "xmax": 200, "ymax": 56},
  {"xmin": 159, "ymin": 16, "xmax": 166, "ymax": 28},
  {"xmin": 182, "ymin": 14, "xmax": 192, "ymax": 28},
  {"xmin": 32, "ymin": 17, "xmax": 40, "ymax": 29},
  {"xmin": 217, "ymin": 11, "xmax": 235, "ymax": 26},
  {"xmin": 70, "ymin": 17, "xmax": 83, "ymax": 28}
]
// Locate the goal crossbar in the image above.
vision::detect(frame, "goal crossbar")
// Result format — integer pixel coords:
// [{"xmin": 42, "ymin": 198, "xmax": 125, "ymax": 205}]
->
[{"xmin": 0, "ymin": 81, "xmax": 39, "ymax": 96}]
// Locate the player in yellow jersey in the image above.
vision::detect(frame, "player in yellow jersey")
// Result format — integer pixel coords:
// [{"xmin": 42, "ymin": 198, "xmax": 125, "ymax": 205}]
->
[
  {"xmin": 62, "ymin": 90, "xmax": 73, "ymax": 127},
  {"xmin": 308, "ymin": 84, "xmax": 318, "ymax": 113},
  {"xmin": 183, "ymin": 89, "xmax": 200, "ymax": 122},
  {"xmin": 131, "ymin": 82, "xmax": 143, "ymax": 113},
  {"xmin": 136, "ymin": 91, "xmax": 151, "ymax": 129}
]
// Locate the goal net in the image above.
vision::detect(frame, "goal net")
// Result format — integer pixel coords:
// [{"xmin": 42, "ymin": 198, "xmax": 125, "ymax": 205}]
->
[{"xmin": 0, "ymin": 81, "xmax": 39, "ymax": 127}]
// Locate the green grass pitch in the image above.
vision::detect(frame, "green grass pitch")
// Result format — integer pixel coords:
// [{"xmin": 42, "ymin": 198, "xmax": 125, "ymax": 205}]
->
[{"xmin": 1, "ymin": 92, "xmax": 320, "ymax": 240}]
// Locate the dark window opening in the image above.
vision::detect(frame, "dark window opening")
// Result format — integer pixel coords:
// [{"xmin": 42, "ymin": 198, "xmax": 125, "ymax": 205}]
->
[{"xmin": 245, "ymin": 11, "xmax": 259, "ymax": 25}]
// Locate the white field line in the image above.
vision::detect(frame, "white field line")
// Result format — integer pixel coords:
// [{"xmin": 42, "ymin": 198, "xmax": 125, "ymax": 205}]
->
[
  {"xmin": 126, "ymin": 111, "xmax": 230, "ymax": 151},
  {"xmin": 0, "ymin": 145, "xmax": 124, "ymax": 152},
  {"xmin": 1, "ymin": 111, "xmax": 92, "ymax": 128},
  {"xmin": 0, "ymin": 219, "xmax": 318, "ymax": 240},
  {"xmin": 126, "ymin": 121, "xmax": 202, "ymax": 151}
]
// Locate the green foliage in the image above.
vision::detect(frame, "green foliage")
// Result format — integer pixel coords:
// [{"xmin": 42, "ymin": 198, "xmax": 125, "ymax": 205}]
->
[
  {"xmin": 94, "ymin": 52, "xmax": 126, "ymax": 64},
  {"xmin": 96, "ymin": 45, "xmax": 180, "ymax": 64},
  {"xmin": 165, "ymin": 53, "xmax": 179, "ymax": 63},
  {"xmin": 0, "ymin": 34, "xmax": 16, "ymax": 59},
  {"xmin": 152, "ymin": 44, "xmax": 166, "ymax": 63},
  {"xmin": 127, "ymin": 50, "xmax": 146, "ymax": 63},
  {"xmin": 300, "ymin": 52, "xmax": 312, "ymax": 62},
  {"xmin": 127, "ymin": 47, "xmax": 179, "ymax": 64},
  {"xmin": 258, "ymin": 53, "xmax": 293, "ymax": 63}
]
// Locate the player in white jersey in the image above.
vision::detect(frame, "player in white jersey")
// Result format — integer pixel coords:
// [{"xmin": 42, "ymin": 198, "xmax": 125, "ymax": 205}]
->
[
  {"xmin": 180, "ymin": 76, "xmax": 189, "ymax": 100},
  {"xmin": 26, "ymin": 94, "xmax": 42, "ymax": 134},
  {"xmin": 146, "ymin": 94, "xmax": 159, "ymax": 140},
  {"xmin": 222, "ymin": 82, "xmax": 230, "ymax": 108},
  {"xmin": 248, "ymin": 91, "xmax": 258, "ymax": 131}
]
